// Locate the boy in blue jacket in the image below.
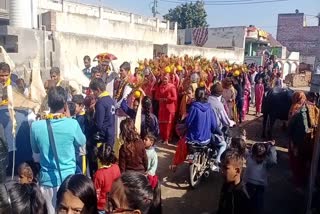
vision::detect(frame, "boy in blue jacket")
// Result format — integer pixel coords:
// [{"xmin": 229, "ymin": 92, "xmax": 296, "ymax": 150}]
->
[
  {"xmin": 89, "ymin": 78, "xmax": 116, "ymax": 147},
  {"xmin": 88, "ymin": 78, "xmax": 115, "ymax": 176}
]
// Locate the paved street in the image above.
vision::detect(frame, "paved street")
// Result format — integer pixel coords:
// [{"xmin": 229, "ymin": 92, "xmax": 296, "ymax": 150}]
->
[{"xmin": 158, "ymin": 107, "xmax": 305, "ymax": 214}]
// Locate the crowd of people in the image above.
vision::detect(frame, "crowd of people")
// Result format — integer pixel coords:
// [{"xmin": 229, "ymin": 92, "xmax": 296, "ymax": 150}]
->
[{"xmin": 0, "ymin": 51, "xmax": 318, "ymax": 214}]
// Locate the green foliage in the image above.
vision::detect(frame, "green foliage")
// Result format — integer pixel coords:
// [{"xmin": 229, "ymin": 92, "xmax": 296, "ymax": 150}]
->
[{"xmin": 163, "ymin": 1, "xmax": 208, "ymax": 29}]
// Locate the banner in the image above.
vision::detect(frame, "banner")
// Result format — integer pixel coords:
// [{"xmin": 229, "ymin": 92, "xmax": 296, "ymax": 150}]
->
[{"xmin": 192, "ymin": 27, "xmax": 208, "ymax": 47}]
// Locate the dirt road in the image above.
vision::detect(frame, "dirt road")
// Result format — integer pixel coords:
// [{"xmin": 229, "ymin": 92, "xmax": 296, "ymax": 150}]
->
[{"xmin": 157, "ymin": 107, "xmax": 305, "ymax": 214}]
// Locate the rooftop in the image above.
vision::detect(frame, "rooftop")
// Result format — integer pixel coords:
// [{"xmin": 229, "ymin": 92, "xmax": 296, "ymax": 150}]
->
[
  {"xmin": 267, "ymin": 34, "xmax": 283, "ymax": 47},
  {"xmin": 278, "ymin": 12, "xmax": 304, "ymax": 16}
]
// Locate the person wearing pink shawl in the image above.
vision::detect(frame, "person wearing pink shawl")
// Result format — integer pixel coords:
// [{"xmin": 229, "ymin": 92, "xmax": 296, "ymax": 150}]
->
[
  {"xmin": 242, "ymin": 73, "xmax": 251, "ymax": 121},
  {"xmin": 255, "ymin": 78, "xmax": 264, "ymax": 116}
]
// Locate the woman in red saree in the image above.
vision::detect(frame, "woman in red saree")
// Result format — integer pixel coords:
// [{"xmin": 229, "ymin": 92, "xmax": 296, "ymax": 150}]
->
[{"xmin": 155, "ymin": 74, "xmax": 177, "ymax": 144}]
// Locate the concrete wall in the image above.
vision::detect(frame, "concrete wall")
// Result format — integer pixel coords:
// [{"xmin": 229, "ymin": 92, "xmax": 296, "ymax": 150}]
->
[
  {"xmin": 154, "ymin": 44, "xmax": 244, "ymax": 64},
  {"xmin": 52, "ymin": 12, "xmax": 177, "ymax": 45},
  {"xmin": 1, "ymin": 25, "xmax": 244, "ymax": 87},
  {"xmin": 38, "ymin": 0, "xmax": 177, "ymax": 44},
  {"xmin": 178, "ymin": 26, "xmax": 246, "ymax": 49},
  {"xmin": 277, "ymin": 13, "xmax": 320, "ymax": 65},
  {"xmin": 277, "ymin": 51, "xmax": 300, "ymax": 78},
  {"xmin": 54, "ymin": 31, "xmax": 154, "ymax": 74},
  {"xmin": 0, "ymin": 26, "xmax": 154, "ymax": 81},
  {"xmin": 0, "ymin": 26, "xmax": 44, "ymax": 66}
]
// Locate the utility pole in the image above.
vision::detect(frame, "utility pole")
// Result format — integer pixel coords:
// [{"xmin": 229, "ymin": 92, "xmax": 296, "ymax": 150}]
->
[{"xmin": 152, "ymin": 0, "xmax": 158, "ymax": 17}]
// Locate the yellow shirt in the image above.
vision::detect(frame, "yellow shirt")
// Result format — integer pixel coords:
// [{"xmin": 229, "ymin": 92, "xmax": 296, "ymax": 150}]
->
[{"xmin": 0, "ymin": 78, "xmax": 11, "ymax": 106}]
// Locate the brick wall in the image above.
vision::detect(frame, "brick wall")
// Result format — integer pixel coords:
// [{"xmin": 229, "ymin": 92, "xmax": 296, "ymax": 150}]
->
[
  {"xmin": 277, "ymin": 13, "xmax": 320, "ymax": 64},
  {"xmin": 41, "ymin": 11, "xmax": 56, "ymax": 31}
]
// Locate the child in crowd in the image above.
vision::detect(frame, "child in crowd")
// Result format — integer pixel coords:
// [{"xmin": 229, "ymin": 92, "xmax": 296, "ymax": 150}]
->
[
  {"xmin": 230, "ymin": 137, "xmax": 247, "ymax": 158},
  {"xmin": 255, "ymin": 78, "xmax": 264, "ymax": 117},
  {"xmin": 67, "ymin": 101, "xmax": 76, "ymax": 118},
  {"xmin": 17, "ymin": 162, "xmax": 34, "ymax": 184},
  {"xmin": 16, "ymin": 78, "xmax": 29, "ymax": 97},
  {"xmin": 244, "ymin": 141, "xmax": 277, "ymax": 214},
  {"xmin": 72, "ymin": 94, "xmax": 88, "ymax": 175},
  {"xmin": 94, "ymin": 144, "xmax": 121, "ymax": 214},
  {"xmin": 0, "ymin": 182, "xmax": 48, "ymax": 214},
  {"xmin": 119, "ymin": 118, "xmax": 148, "ymax": 173},
  {"xmin": 274, "ymin": 72, "xmax": 283, "ymax": 88},
  {"xmin": 57, "ymin": 174, "xmax": 97, "ymax": 214},
  {"xmin": 109, "ymin": 171, "xmax": 162, "ymax": 214},
  {"xmin": 217, "ymin": 148, "xmax": 253, "ymax": 214},
  {"xmin": 72, "ymin": 95, "xmax": 86, "ymax": 133},
  {"xmin": 238, "ymin": 127, "xmax": 247, "ymax": 142},
  {"xmin": 144, "ymin": 133, "xmax": 158, "ymax": 176}
]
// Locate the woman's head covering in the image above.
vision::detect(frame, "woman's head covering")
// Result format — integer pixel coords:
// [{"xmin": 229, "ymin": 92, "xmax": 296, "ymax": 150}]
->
[{"xmin": 289, "ymin": 91, "xmax": 306, "ymax": 118}]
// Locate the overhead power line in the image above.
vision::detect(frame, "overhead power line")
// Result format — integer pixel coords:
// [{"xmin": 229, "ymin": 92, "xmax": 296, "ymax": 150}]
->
[
  {"xmin": 159, "ymin": 0, "xmax": 288, "ymax": 5},
  {"xmin": 172, "ymin": 0, "xmax": 284, "ymax": 2}
]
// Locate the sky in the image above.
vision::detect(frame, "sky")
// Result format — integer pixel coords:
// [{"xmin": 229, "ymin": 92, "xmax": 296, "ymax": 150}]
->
[{"xmin": 80, "ymin": 0, "xmax": 320, "ymax": 36}]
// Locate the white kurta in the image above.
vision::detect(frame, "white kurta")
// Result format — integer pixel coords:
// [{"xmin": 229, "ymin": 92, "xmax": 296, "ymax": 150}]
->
[
  {"xmin": 114, "ymin": 84, "xmax": 132, "ymax": 158},
  {"xmin": 115, "ymin": 84, "xmax": 132, "ymax": 137}
]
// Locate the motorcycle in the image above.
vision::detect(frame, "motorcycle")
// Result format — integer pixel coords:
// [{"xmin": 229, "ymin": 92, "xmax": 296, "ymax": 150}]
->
[
  {"xmin": 186, "ymin": 127, "xmax": 232, "ymax": 188},
  {"xmin": 186, "ymin": 142, "xmax": 216, "ymax": 188}
]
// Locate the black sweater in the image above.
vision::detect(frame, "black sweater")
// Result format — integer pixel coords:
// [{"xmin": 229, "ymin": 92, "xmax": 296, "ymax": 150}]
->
[
  {"xmin": 217, "ymin": 180, "xmax": 253, "ymax": 214},
  {"xmin": 94, "ymin": 95, "xmax": 116, "ymax": 146}
]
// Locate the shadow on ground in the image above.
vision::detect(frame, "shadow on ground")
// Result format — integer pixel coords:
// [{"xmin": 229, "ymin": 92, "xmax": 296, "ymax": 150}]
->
[{"xmin": 157, "ymin": 108, "xmax": 306, "ymax": 214}]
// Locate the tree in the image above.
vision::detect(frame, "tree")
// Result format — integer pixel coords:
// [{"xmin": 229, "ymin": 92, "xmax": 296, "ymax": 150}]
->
[{"xmin": 163, "ymin": 1, "xmax": 208, "ymax": 29}]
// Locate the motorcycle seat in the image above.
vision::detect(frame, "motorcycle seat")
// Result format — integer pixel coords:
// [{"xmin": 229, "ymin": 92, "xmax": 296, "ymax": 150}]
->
[{"xmin": 187, "ymin": 143, "xmax": 209, "ymax": 151}]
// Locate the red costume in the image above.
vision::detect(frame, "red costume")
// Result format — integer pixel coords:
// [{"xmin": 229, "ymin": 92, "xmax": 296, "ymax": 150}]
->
[
  {"xmin": 155, "ymin": 82, "xmax": 177, "ymax": 142},
  {"xmin": 94, "ymin": 164, "xmax": 121, "ymax": 210},
  {"xmin": 142, "ymin": 75, "xmax": 156, "ymax": 98},
  {"xmin": 255, "ymin": 83, "xmax": 264, "ymax": 113},
  {"xmin": 169, "ymin": 73, "xmax": 180, "ymax": 87},
  {"xmin": 172, "ymin": 137, "xmax": 188, "ymax": 166}
]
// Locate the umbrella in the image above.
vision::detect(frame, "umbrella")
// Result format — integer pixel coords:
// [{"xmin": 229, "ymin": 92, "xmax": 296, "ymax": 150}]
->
[{"xmin": 93, "ymin": 53, "xmax": 117, "ymax": 63}]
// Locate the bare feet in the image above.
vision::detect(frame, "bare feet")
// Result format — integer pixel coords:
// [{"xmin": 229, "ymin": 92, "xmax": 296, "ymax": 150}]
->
[{"xmin": 163, "ymin": 140, "xmax": 169, "ymax": 145}]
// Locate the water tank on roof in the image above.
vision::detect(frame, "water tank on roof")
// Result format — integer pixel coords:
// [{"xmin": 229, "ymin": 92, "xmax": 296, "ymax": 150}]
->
[{"xmin": 9, "ymin": 0, "xmax": 33, "ymax": 28}]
